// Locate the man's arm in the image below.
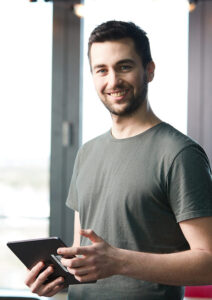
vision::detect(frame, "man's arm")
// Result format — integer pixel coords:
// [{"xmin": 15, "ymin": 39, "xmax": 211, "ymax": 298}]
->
[
  {"xmin": 73, "ymin": 211, "xmax": 81, "ymax": 247},
  {"xmin": 118, "ymin": 216, "xmax": 212, "ymax": 285},
  {"xmin": 59, "ymin": 216, "xmax": 212, "ymax": 286}
]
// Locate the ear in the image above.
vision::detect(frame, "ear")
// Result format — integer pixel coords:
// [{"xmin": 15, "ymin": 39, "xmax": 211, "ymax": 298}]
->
[{"xmin": 146, "ymin": 61, "xmax": 155, "ymax": 83}]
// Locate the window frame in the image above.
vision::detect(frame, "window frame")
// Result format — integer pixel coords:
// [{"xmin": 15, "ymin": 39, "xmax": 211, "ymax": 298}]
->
[{"xmin": 50, "ymin": 1, "xmax": 83, "ymax": 246}]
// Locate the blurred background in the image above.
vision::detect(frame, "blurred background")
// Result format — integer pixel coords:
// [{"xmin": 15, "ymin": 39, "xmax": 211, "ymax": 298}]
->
[{"xmin": 0, "ymin": 0, "xmax": 211, "ymax": 298}]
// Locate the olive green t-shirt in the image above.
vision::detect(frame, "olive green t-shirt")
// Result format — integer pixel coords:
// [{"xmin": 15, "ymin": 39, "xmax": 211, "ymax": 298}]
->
[{"xmin": 66, "ymin": 122, "xmax": 212, "ymax": 300}]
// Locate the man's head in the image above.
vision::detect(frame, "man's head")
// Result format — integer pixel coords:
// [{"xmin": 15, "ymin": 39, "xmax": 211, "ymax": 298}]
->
[
  {"xmin": 88, "ymin": 20, "xmax": 153, "ymax": 68},
  {"xmin": 88, "ymin": 21, "xmax": 155, "ymax": 117}
]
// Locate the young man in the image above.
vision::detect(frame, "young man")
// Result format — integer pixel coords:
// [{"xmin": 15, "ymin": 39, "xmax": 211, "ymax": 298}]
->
[{"xmin": 25, "ymin": 21, "xmax": 212, "ymax": 300}]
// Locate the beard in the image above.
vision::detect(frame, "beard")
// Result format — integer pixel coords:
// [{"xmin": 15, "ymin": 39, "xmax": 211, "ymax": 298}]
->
[{"xmin": 101, "ymin": 73, "xmax": 148, "ymax": 117}]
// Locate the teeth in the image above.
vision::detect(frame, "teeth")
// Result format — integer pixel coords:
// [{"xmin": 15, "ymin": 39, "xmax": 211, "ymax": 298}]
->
[{"xmin": 110, "ymin": 90, "xmax": 126, "ymax": 97}]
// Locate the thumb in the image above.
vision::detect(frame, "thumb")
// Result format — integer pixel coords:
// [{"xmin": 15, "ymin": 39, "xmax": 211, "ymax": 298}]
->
[{"xmin": 80, "ymin": 229, "xmax": 103, "ymax": 243}]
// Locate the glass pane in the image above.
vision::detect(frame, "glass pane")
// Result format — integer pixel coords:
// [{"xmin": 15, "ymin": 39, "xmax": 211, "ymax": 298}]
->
[
  {"xmin": 0, "ymin": 0, "xmax": 52, "ymax": 290},
  {"xmin": 1, "ymin": 218, "xmax": 49, "ymax": 289},
  {"xmin": 82, "ymin": 0, "xmax": 189, "ymax": 143}
]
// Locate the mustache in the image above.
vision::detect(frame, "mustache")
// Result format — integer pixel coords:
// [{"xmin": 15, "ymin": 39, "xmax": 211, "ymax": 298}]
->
[{"xmin": 105, "ymin": 85, "xmax": 129, "ymax": 93}]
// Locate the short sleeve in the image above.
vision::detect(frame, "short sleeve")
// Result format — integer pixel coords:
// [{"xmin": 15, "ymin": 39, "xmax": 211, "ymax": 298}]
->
[
  {"xmin": 66, "ymin": 148, "xmax": 82, "ymax": 211},
  {"xmin": 167, "ymin": 145, "xmax": 212, "ymax": 222}
]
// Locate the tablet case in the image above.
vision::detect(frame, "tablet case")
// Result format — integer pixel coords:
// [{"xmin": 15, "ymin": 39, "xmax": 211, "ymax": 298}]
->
[{"xmin": 7, "ymin": 237, "xmax": 81, "ymax": 285}]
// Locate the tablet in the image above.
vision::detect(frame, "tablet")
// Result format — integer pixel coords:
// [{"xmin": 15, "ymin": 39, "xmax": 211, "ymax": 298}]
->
[{"xmin": 7, "ymin": 237, "xmax": 82, "ymax": 285}]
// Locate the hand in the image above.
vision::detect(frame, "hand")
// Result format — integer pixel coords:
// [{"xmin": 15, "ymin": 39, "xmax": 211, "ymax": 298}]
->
[
  {"xmin": 25, "ymin": 261, "xmax": 65, "ymax": 297},
  {"xmin": 57, "ymin": 229, "xmax": 121, "ymax": 283}
]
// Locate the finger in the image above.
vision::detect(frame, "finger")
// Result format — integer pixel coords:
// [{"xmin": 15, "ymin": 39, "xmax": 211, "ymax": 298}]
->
[
  {"xmin": 36, "ymin": 265, "xmax": 55, "ymax": 285},
  {"xmin": 39, "ymin": 276, "xmax": 65, "ymax": 297},
  {"xmin": 57, "ymin": 246, "xmax": 76, "ymax": 257},
  {"xmin": 57, "ymin": 230, "xmax": 102, "ymax": 256},
  {"xmin": 25, "ymin": 261, "xmax": 45, "ymax": 286},
  {"xmin": 80, "ymin": 229, "xmax": 103, "ymax": 243},
  {"xmin": 61, "ymin": 256, "xmax": 86, "ymax": 269},
  {"xmin": 74, "ymin": 272, "xmax": 97, "ymax": 283},
  {"xmin": 30, "ymin": 266, "xmax": 54, "ymax": 293},
  {"xmin": 44, "ymin": 283, "xmax": 66, "ymax": 297},
  {"xmin": 68, "ymin": 265, "xmax": 95, "ymax": 277},
  {"xmin": 58, "ymin": 245, "xmax": 93, "ymax": 257}
]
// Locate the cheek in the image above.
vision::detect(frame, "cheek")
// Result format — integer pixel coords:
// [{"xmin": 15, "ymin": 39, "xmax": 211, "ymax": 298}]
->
[
  {"xmin": 93, "ymin": 77, "xmax": 106, "ymax": 94},
  {"xmin": 125, "ymin": 71, "xmax": 142, "ymax": 86},
  {"xmin": 134, "ymin": 72, "xmax": 146, "ymax": 87}
]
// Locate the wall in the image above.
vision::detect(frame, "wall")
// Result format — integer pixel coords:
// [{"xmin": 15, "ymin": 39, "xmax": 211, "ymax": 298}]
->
[{"xmin": 188, "ymin": 0, "xmax": 212, "ymax": 164}]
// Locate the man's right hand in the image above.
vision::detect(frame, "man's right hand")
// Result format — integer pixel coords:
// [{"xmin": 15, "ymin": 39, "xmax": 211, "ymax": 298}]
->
[{"xmin": 25, "ymin": 261, "xmax": 65, "ymax": 297}]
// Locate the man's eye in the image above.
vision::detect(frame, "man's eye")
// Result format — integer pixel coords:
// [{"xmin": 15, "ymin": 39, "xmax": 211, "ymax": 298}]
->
[
  {"xmin": 97, "ymin": 69, "xmax": 107, "ymax": 74},
  {"xmin": 120, "ymin": 65, "xmax": 132, "ymax": 71}
]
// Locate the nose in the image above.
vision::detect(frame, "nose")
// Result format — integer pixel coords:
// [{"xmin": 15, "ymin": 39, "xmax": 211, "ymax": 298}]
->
[{"xmin": 107, "ymin": 70, "xmax": 121, "ymax": 89}]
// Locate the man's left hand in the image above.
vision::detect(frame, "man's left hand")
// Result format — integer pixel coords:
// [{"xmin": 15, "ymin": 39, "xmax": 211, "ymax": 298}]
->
[{"xmin": 57, "ymin": 229, "xmax": 121, "ymax": 283}]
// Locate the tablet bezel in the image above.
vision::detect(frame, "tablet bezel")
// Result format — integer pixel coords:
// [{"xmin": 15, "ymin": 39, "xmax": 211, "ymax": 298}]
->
[{"xmin": 7, "ymin": 237, "xmax": 80, "ymax": 285}]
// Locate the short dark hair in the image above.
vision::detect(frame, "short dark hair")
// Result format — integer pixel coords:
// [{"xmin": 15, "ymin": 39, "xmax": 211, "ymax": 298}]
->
[{"xmin": 88, "ymin": 20, "xmax": 153, "ymax": 68}]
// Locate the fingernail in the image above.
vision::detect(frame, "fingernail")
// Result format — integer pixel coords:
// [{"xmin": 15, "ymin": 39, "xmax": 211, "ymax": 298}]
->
[
  {"xmin": 58, "ymin": 277, "xmax": 64, "ymax": 283},
  {"xmin": 48, "ymin": 266, "xmax": 53, "ymax": 271}
]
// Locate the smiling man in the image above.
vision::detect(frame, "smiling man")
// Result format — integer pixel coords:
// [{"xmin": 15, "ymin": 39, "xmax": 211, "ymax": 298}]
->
[
  {"xmin": 25, "ymin": 21, "xmax": 212, "ymax": 300},
  {"xmin": 91, "ymin": 38, "xmax": 150, "ymax": 118}
]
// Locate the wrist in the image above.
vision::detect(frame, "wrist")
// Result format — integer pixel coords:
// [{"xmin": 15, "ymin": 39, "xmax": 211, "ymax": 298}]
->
[{"xmin": 112, "ymin": 247, "xmax": 128, "ymax": 276}]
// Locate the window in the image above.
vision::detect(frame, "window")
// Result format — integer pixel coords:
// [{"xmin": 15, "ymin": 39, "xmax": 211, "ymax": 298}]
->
[
  {"xmin": 82, "ymin": 0, "xmax": 188, "ymax": 143},
  {"xmin": 0, "ymin": 0, "xmax": 53, "ymax": 289}
]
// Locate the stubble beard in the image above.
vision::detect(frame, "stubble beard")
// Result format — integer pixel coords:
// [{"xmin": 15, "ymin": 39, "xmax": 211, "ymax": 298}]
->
[{"xmin": 101, "ymin": 74, "xmax": 148, "ymax": 117}]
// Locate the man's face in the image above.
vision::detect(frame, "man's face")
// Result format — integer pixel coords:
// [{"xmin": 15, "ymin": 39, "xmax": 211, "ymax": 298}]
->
[{"xmin": 90, "ymin": 38, "xmax": 154, "ymax": 117}]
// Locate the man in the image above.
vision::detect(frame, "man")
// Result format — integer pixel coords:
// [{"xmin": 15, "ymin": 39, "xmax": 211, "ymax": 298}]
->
[{"xmin": 25, "ymin": 21, "xmax": 212, "ymax": 300}]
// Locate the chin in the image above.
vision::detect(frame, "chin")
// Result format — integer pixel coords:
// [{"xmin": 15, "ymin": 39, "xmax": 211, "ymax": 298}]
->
[{"xmin": 108, "ymin": 105, "xmax": 130, "ymax": 116}]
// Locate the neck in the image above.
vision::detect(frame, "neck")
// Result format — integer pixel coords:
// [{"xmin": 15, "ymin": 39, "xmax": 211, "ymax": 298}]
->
[{"xmin": 111, "ymin": 100, "xmax": 161, "ymax": 139}]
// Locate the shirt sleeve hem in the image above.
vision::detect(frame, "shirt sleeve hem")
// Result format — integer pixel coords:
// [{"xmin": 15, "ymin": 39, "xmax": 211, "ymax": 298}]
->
[
  {"xmin": 176, "ymin": 209, "xmax": 212, "ymax": 223},
  {"xmin": 66, "ymin": 200, "xmax": 79, "ymax": 212}
]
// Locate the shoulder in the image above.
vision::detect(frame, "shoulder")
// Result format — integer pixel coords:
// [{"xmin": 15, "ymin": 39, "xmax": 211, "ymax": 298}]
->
[
  {"xmin": 154, "ymin": 122, "xmax": 204, "ymax": 156},
  {"xmin": 149, "ymin": 123, "xmax": 210, "ymax": 174},
  {"xmin": 156, "ymin": 123, "xmax": 196, "ymax": 149}
]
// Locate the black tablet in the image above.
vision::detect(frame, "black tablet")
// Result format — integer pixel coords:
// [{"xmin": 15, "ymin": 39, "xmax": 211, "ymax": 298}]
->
[{"xmin": 7, "ymin": 237, "xmax": 81, "ymax": 285}]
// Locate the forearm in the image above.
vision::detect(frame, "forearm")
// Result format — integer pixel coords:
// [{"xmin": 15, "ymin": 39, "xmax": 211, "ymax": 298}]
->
[
  {"xmin": 117, "ymin": 247, "xmax": 212, "ymax": 286},
  {"xmin": 59, "ymin": 228, "xmax": 212, "ymax": 285}
]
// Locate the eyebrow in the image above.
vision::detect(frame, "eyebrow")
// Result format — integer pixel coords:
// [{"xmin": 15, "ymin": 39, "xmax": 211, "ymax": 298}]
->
[
  {"xmin": 116, "ymin": 59, "xmax": 136, "ymax": 65},
  {"xmin": 93, "ymin": 59, "xmax": 136, "ymax": 71},
  {"xmin": 93, "ymin": 64, "xmax": 106, "ymax": 71}
]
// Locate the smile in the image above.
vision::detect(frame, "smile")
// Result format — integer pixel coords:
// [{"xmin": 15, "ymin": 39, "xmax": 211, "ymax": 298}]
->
[{"xmin": 108, "ymin": 90, "xmax": 128, "ymax": 97}]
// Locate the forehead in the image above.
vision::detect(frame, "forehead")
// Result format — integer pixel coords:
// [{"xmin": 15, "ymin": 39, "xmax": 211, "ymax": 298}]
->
[{"xmin": 90, "ymin": 38, "xmax": 141, "ymax": 67}]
